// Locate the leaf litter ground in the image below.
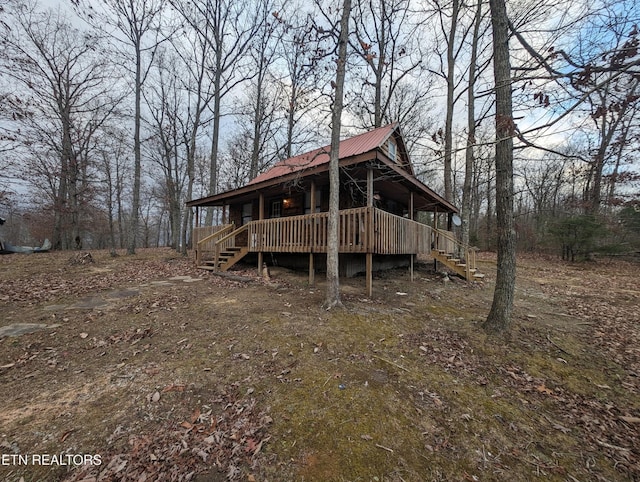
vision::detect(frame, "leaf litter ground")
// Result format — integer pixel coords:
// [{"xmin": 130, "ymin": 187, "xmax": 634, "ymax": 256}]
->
[{"xmin": 0, "ymin": 248, "xmax": 638, "ymax": 481}]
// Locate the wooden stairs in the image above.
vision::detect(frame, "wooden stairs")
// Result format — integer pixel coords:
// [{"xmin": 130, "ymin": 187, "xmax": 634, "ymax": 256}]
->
[
  {"xmin": 431, "ymin": 228, "xmax": 484, "ymax": 281},
  {"xmin": 431, "ymin": 249, "xmax": 484, "ymax": 281},
  {"xmin": 198, "ymin": 246, "xmax": 249, "ymax": 272},
  {"xmin": 195, "ymin": 224, "xmax": 250, "ymax": 272}
]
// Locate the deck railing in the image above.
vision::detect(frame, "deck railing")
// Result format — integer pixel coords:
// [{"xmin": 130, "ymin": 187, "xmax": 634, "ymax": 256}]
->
[
  {"xmin": 246, "ymin": 207, "xmax": 433, "ymax": 255},
  {"xmin": 372, "ymin": 209, "xmax": 432, "ymax": 254},
  {"xmin": 193, "ymin": 224, "xmax": 234, "ymax": 264},
  {"xmin": 247, "ymin": 207, "xmax": 369, "ymax": 253},
  {"xmin": 192, "ymin": 209, "xmax": 480, "ymax": 279},
  {"xmin": 194, "ymin": 208, "xmax": 452, "ymax": 259}
]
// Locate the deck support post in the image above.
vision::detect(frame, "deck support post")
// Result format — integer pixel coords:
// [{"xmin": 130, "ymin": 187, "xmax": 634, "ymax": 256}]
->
[
  {"xmin": 433, "ymin": 207, "xmax": 438, "ymax": 272},
  {"xmin": 309, "ymin": 253, "xmax": 315, "ymax": 286},
  {"xmin": 258, "ymin": 193, "xmax": 264, "ymax": 274},
  {"xmin": 366, "ymin": 167, "xmax": 374, "ymax": 297},
  {"xmin": 410, "ymin": 192, "xmax": 414, "ymax": 282},
  {"xmin": 366, "ymin": 253, "xmax": 373, "ymax": 297},
  {"xmin": 309, "ymin": 181, "xmax": 316, "ymax": 286}
]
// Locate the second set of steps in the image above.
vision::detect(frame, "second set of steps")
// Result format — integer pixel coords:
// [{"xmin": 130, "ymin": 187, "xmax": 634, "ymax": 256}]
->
[
  {"xmin": 431, "ymin": 228, "xmax": 484, "ymax": 281},
  {"xmin": 431, "ymin": 248, "xmax": 485, "ymax": 281}
]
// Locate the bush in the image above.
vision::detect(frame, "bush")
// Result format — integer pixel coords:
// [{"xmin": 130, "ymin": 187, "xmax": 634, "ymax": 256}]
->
[{"xmin": 549, "ymin": 215, "xmax": 607, "ymax": 261}]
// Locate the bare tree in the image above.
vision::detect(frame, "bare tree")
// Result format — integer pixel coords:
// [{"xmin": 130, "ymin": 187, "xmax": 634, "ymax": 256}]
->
[
  {"xmin": 277, "ymin": 9, "xmax": 329, "ymax": 158},
  {"xmin": 145, "ymin": 49, "xmax": 188, "ymax": 250},
  {"xmin": 73, "ymin": 0, "xmax": 168, "ymax": 254},
  {"xmin": 170, "ymin": 0, "xmax": 264, "ymax": 224},
  {"xmin": 1, "ymin": 1, "xmax": 118, "ymax": 250},
  {"xmin": 245, "ymin": 0, "xmax": 283, "ymax": 180},
  {"xmin": 169, "ymin": 8, "xmax": 217, "ymax": 252},
  {"xmin": 95, "ymin": 124, "xmax": 131, "ymax": 255},
  {"xmin": 350, "ymin": 0, "xmax": 427, "ymax": 130},
  {"xmin": 461, "ymin": 0, "xmax": 487, "ymax": 246},
  {"xmin": 323, "ymin": 0, "xmax": 352, "ymax": 310},
  {"xmin": 483, "ymin": 0, "xmax": 516, "ymax": 334}
]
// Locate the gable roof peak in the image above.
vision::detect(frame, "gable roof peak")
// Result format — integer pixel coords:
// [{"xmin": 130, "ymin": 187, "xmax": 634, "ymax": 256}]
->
[{"xmin": 248, "ymin": 123, "xmax": 400, "ymax": 186}]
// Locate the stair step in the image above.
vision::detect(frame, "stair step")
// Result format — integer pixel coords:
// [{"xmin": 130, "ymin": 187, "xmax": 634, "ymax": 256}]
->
[
  {"xmin": 473, "ymin": 273, "xmax": 485, "ymax": 279},
  {"xmin": 197, "ymin": 265, "xmax": 218, "ymax": 271}
]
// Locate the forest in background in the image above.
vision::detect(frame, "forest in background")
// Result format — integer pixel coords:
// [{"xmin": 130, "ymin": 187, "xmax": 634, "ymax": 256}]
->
[{"xmin": 0, "ymin": 0, "xmax": 639, "ymax": 258}]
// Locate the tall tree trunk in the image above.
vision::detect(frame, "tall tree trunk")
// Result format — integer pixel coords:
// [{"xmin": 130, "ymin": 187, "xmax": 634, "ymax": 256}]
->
[
  {"xmin": 205, "ymin": 63, "xmax": 222, "ymax": 225},
  {"xmin": 128, "ymin": 46, "xmax": 143, "ymax": 255},
  {"xmin": 461, "ymin": 0, "xmax": 482, "ymax": 247},
  {"xmin": 324, "ymin": 0, "xmax": 352, "ymax": 310},
  {"xmin": 483, "ymin": 0, "xmax": 516, "ymax": 334},
  {"xmin": 443, "ymin": 0, "xmax": 460, "ymax": 202}
]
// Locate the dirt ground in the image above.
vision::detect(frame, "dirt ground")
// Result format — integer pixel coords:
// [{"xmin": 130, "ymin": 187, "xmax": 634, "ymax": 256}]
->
[{"xmin": 0, "ymin": 248, "xmax": 638, "ymax": 481}]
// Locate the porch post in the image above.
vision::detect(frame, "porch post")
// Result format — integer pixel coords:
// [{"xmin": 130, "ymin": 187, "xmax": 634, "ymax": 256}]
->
[
  {"xmin": 366, "ymin": 167, "xmax": 374, "ymax": 297},
  {"xmin": 258, "ymin": 193, "xmax": 264, "ymax": 274},
  {"xmin": 433, "ymin": 207, "xmax": 438, "ymax": 272},
  {"xmin": 409, "ymin": 192, "xmax": 414, "ymax": 282},
  {"xmin": 309, "ymin": 180, "xmax": 316, "ymax": 286},
  {"xmin": 194, "ymin": 207, "xmax": 200, "ymax": 262}
]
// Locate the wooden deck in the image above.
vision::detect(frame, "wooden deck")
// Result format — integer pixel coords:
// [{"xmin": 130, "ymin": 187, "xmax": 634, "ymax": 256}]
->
[{"xmin": 193, "ymin": 207, "xmax": 481, "ymax": 281}]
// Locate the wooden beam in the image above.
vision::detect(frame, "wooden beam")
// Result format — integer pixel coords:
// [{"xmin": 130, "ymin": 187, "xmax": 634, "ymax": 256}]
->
[
  {"xmin": 366, "ymin": 167, "xmax": 374, "ymax": 297},
  {"xmin": 367, "ymin": 167, "xmax": 374, "ymax": 207},
  {"xmin": 366, "ymin": 253, "xmax": 373, "ymax": 297},
  {"xmin": 310, "ymin": 180, "xmax": 316, "ymax": 213},
  {"xmin": 309, "ymin": 253, "xmax": 315, "ymax": 286},
  {"xmin": 410, "ymin": 192, "xmax": 414, "ymax": 282},
  {"xmin": 258, "ymin": 193, "xmax": 264, "ymax": 273}
]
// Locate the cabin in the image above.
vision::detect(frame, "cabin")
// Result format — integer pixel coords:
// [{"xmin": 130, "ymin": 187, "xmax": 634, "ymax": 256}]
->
[{"xmin": 186, "ymin": 123, "xmax": 482, "ymax": 295}]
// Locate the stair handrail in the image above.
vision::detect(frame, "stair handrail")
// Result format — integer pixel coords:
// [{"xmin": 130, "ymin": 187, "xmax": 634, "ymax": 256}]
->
[
  {"xmin": 432, "ymin": 227, "xmax": 479, "ymax": 279},
  {"xmin": 213, "ymin": 223, "xmax": 249, "ymax": 271},
  {"xmin": 195, "ymin": 224, "xmax": 235, "ymax": 265}
]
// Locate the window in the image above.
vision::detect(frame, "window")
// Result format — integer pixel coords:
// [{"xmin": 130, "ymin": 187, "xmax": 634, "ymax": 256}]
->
[
  {"xmin": 388, "ymin": 140, "xmax": 397, "ymax": 161},
  {"xmin": 271, "ymin": 200, "xmax": 282, "ymax": 218},
  {"xmin": 241, "ymin": 203, "xmax": 252, "ymax": 225},
  {"xmin": 304, "ymin": 190, "xmax": 322, "ymax": 214}
]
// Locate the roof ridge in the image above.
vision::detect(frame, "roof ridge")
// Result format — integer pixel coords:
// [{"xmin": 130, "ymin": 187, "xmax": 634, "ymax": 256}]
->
[{"xmin": 247, "ymin": 123, "xmax": 398, "ymax": 185}]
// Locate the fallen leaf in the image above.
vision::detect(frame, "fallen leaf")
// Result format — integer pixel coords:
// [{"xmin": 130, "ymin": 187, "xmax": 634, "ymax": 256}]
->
[
  {"xmin": 190, "ymin": 408, "xmax": 201, "ymax": 423},
  {"xmin": 162, "ymin": 384, "xmax": 185, "ymax": 393},
  {"xmin": 536, "ymin": 384, "xmax": 553, "ymax": 395},
  {"xmin": 79, "ymin": 332, "xmax": 88, "ymax": 339},
  {"xmin": 620, "ymin": 416, "xmax": 640, "ymax": 424}
]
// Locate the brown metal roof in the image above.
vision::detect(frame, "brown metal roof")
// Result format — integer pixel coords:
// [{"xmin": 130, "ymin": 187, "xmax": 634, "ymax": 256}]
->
[
  {"xmin": 248, "ymin": 123, "xmax": 397, "ymax": 185},
  {"xmin": 186, "ymin": 123, "xmax": 458, "ymax": 213}
]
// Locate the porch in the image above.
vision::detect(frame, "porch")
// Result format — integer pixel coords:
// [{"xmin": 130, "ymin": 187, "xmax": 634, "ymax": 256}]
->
[{"xmin": 193, "ymin": 207, "xmax": 482, "ymax": 294}]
